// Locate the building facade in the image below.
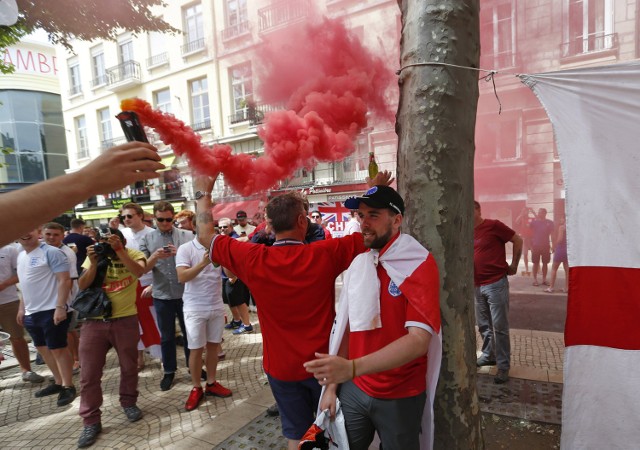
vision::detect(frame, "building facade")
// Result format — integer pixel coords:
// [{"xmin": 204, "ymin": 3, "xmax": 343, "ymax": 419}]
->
[
  {"xmin": 56, "ymin": 0, "xmax": 639, "ymax": 229},
  {"xmin": 56, "ymin": 0, "xmax": 399, "ymax": 227},
  {"xmin": 475, "ymin": 0, "xmax": 637, "ymax": 227}
]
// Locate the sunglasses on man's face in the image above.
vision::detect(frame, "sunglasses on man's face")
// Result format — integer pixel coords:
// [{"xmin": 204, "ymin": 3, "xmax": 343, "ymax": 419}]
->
[
  {"xmin": 311, "ymin": 215, "xmax": 321, "ymax": 219},
  {"xmin": 155, "ymin": 217, "xmax": 174, "ymax": 223},
  {"xmin": 220, "ymin": 225, "xmax": 229, "ymax": 229},
  {"xmin": 120, "ymin": 214, "xmax": 135, "ymax": 220}
]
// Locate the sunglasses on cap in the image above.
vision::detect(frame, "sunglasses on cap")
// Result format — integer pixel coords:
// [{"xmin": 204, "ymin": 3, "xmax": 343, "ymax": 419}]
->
[{"xmin": 155, "ymin": 217, "xmax": 173, "ymax": 223}]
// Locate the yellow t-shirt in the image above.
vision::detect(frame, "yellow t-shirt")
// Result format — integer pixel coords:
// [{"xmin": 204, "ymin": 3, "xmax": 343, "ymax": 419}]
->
[{"xmin": 82, "ymin": 248, "xmax": 145, "ymax": 319}]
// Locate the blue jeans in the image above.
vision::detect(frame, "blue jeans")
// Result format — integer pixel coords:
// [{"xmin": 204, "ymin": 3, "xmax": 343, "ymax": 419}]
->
[
  {"xmin": 153, "ymin": 298, "xmax": 189, "ymax": 374},
  {"xmin": 474, "ymin": 276, "xmax": 510, "ymax": 370}
]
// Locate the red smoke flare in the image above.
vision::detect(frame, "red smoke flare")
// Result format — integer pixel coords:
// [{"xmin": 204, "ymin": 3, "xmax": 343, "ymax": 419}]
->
[{"xmin": 121, "ymin": 17, "xmax": 394, "ymax": 197}]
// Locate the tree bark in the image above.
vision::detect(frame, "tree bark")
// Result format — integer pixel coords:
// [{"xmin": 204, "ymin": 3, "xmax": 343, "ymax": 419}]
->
[{"xmin": 396, "ymin": 1, "xmax": 483, "ymax": 448}]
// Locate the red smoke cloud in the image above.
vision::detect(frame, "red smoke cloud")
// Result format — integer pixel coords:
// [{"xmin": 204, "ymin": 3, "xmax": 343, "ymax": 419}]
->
[{"xmin": 122, "ymin": 17, "xmax": 394, "ymax": 197}]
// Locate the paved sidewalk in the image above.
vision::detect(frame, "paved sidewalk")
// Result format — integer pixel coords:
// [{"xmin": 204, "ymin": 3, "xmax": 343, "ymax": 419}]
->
[{"xmin": 0, "ymin": 271, "xmax": 566, "ymax": 448}]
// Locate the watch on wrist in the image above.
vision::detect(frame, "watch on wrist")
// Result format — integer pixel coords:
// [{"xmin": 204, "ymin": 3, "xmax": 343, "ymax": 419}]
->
[{"xmin": 195, "ymin": 191, "xmax": 211, "ymax": 200}]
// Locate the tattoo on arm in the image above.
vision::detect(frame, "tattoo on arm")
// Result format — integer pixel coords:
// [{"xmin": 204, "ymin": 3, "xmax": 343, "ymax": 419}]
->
[
  {"xmin": 196, "ymin": 203, "xmax": 215, "ymax": 247},
  {"xmin": 197, "ymin": 211, "xmax": 213, "ymax": 225}
]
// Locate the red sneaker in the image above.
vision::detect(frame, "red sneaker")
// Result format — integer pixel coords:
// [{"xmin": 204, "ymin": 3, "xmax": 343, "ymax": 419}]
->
[
  {"xmin": 185, "ymin": 387, "xmax": 204, "ymax": 411},
  {"xmin": 205, "ymin": 381, "xmax": 232, "ymax": 398}
]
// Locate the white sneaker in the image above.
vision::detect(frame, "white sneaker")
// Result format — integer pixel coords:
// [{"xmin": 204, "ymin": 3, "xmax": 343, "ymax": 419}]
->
[{"xmin": 22, "ymin": 371, "xmax": 45, "ymax": 383}]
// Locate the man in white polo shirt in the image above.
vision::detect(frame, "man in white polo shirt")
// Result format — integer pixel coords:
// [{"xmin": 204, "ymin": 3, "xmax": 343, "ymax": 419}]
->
[
  {"xmin": 176, "ymin": 236, "xmax": 232, "ymax": 411},
  {"xmin": 0, "ymin": 243, "xmax": 45, "ymax": 383},
  {"xmin": 17, "ymin": 227, "xmax": 76, "ymax": 407}
]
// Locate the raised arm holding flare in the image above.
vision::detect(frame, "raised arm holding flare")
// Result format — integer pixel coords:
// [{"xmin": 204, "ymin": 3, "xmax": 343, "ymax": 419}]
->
[{"xmin": 193, "ymin": 171, "xmax": 394, "ymax": 450}]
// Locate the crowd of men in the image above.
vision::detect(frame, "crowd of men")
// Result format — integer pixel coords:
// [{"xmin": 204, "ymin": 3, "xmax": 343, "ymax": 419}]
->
[
  {"xmin": 1, "ymin": 162, "xmax": 450, "ymax": 450},
  {"xmin": 0, "ymin": 140, "xmax": 573, "ymax": 450}
]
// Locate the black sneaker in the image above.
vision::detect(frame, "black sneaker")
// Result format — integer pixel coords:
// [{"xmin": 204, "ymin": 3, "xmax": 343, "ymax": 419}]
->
[
  {"xmin": 200, "ymin": 369, "xmax": 207, "ymax": 381},
  {"xmin": 57, "ymin": 386, "xmax": 77, "ymax": 406},
  {"xmin": 35, "ymin": 381, "xmax": 63, "ymax": 398},
  {"xmin": 78, "ymin": 423, "xmax": 102, "ymax": 448},
  {"xmin": 123, "ymin": 405, "xmax": 143, "ymax": 422},
  {"xmin": 160, "ymin": 373, "xmax": 175, "ymax": 391},
  {"xmin": 494, "ymin": 369, "xmax": 510, "ymax": 384},
  {"xmin": 266, "ymin": 404, "xmax": 280, "ymax": 417}
]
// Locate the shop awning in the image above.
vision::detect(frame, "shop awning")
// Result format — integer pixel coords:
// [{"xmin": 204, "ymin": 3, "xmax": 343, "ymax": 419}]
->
[
  {"xmin": 211, "ymin": 199, "xmax": 264, "ymax": 222},
  {"xmin": 77, "ymin": 209, "xmax": 119, "ymax": 220},
  {"xmin": 77, "ymin": 201, "xmax": 184, "ymax": 221},
  {"xmin": 160, "ymin": 155, "xmax": 177, "ymax": 171}
]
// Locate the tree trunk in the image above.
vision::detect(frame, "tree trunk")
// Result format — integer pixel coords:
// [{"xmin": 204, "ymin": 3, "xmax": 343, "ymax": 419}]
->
[{"xmin": 396, "ymin": 1, "xmax": 483, "ymax": 448}]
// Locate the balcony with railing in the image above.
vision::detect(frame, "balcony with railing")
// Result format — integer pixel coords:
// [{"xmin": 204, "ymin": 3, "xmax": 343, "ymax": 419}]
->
[
  {"xmin": 191, "ymin": 118, "xmax": 211, "ymax": 132},
  {"xmin": 77, "ymin": 147, "xmax": 89, "ymax": 160},
  {"xmin": 68, "ymin": 85, "xmax": 82, "ymax": 97},
  {"xmin": 91, "ymin": 74, "xmax": 107, "ymax": 88},
  {"xmin": 561, "ymin": 32, "xmax": 618, "ymax": 59},
  {"xmin": 222, "ymin": 20, "xmax": 250, "ymax": 41},
  {"xmin": 181, "ymin": 38, "xmax": 205, "ymax": 56},
  {"xmin": 480, "ymin": 50, "xmax": 516, "ymax": 70},
  {"xmin": 229, "ymin": 107, "xmax": 264, "ymax": 126},
  {"xmin": 280, "ymin": 152, "xmax": 396, "ymax": 189},
  {"xmin": 259, "ymin": 0, "xmax": 310, "ymax": 33},
  {"xmin": 147, "ymin": 52, "xmax": 169, "ymax": 69},
  {"xmin": 101, "ymin": 137, "xmax": 127, "ymax": 152},
  {"xmin": 106, "ymin": 61, "xmax": 141, "ymax": 92}
]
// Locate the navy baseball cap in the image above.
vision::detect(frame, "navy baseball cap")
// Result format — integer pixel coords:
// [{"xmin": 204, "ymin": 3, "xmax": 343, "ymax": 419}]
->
[{"xmin": 344, "ymin": 185, "xmax": 404, "ymax": 215}]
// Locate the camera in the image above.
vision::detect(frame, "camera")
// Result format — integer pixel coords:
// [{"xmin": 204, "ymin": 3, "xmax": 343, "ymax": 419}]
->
[{"xmin": 93, "ymin": 242, "xmax": 117, "ymax": 259}]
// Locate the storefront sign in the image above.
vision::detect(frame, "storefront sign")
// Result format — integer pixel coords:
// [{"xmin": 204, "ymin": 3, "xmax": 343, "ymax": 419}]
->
[
  {"xmin": 111, "ymin": 198, "xmax": 133, "ymax": 209},
  {"xmin": 300, "ymin": 186, "xmax": 332, "ymax": 195},
  {"xmin": 327, "ymin": 194, "xmax": 355, "ymax": 202},
  {"xmin": 2, "ymin": 47, "xmax": 58, "ymax": 76}
]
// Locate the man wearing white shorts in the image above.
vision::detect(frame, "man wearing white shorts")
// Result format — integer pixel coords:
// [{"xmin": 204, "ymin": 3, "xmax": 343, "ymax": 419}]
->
[{"xmin": 176, "ymin": 237, "xmax": 232, "ymax": 411}]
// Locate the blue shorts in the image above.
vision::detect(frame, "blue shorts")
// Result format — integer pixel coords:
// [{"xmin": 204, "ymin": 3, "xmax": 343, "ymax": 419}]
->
[
  {"xmin": 23, "ymin": 309, "xmax": 70, "ymax": 350},
  {"xmin": 267, "ymin": 374, "xmax": 322, "ymax": 440}
]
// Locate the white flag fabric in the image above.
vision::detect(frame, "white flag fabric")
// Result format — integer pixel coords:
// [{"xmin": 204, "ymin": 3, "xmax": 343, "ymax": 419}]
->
[{"xmin": 521, "ymin": 62, "xmax": 640, "ymax": 449}]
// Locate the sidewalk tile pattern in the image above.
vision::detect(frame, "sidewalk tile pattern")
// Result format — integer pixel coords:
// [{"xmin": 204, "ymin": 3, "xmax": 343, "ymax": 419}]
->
[
  {"xmin": 0, "ymin": 297, "xmax": 566, "ymax": 448},
  {"xmin": 478, "ymin": 374, "xmax": 562, "ymax": 424},
  {"xmin": 214, "ymin": 412, "xmax": 287, "ymax": 450}
]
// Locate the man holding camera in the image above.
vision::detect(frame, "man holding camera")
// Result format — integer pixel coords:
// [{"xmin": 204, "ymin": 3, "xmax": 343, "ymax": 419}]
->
[
  {"xmin": 76, "ymin": 228, "xmax": 147, "ymax": 448},
  {"xmin": 139, "ymin": 201, "xmax": 193, "ymax": 391}
]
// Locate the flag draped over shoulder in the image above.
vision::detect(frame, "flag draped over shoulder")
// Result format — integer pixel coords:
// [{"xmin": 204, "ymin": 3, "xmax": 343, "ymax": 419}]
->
[
  {"xmin": 327, "ymin": 233, "xmax": 441, "ymax": 450},
  {"xmin": 521, "ymin": 62, "xmax": 640, "ymax": 449}
]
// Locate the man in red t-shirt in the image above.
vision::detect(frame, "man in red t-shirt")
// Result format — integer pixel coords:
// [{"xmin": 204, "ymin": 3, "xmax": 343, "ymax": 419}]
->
[
  {"xmin": 304, "ymin": 186, "xmax": 441, "ymax": 450},
  {"xmin": 473, "ymin": 201, "xmax": 522, "ymax": 384},
  {"xmin": 193, "ymin": 175, "xmax": 399, "ymax": 450}
]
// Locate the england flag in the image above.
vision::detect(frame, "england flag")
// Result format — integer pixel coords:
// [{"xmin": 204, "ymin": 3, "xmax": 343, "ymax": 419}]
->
[{"xmin": 521, "ymin": 61, "xmax": 640, "ymax": 449}]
